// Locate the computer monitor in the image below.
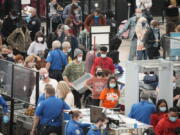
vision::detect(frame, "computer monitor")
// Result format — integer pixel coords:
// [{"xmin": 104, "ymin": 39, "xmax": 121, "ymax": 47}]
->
[{"xmin": 90, "ymin": 106, "xmax": 106, "ymax": 123}]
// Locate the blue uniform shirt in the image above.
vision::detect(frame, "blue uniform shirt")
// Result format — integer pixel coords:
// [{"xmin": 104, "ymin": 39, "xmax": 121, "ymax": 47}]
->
[
  {"xmin": 0, "ymin": 95, "xmax": 8, "ymax": 113},
  {"xmin": 128, "ymin": 101, "xmax": 156, "ymax": 124},
  {"xmin": 46, "ymin": 49, "xmax": 68, "ymax": 70},
  {"xmin": 65, "ymin": 120, "xmax": 91, "ymax": 135},
  {"xmin": 35, "ymin": 96, "xmax": 70, "ymax": 126},
  {"xmin": 37, "ymin": 94, "xmax": 71, "ymax": 121},
  {"xmin": 37, "ymin": 93, "xmax": 46, "ymax": 105}
]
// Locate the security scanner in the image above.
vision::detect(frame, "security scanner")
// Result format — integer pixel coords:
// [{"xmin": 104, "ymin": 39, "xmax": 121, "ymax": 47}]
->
[{"xmin": 125, "ymin": 60, "xmax": 174, "ymax": 115}]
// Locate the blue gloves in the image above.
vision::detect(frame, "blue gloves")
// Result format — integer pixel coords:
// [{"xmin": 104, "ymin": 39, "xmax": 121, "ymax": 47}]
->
[{"xmin": 3, "ymin": 115, "xmax": 9, "ymax": 124}]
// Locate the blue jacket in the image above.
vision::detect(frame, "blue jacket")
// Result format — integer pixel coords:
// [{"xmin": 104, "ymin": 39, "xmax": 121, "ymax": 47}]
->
[
  {"xmin": 87, "ymin": 125, "xmax": 108, "ymax": 135},
  {"xmin": 35, "ymin": 96, "xmax": 70, "ymax": 126},
  {"xmin": 65, "ymin": 120, "xmax": 91, "ymax": 135},
  {"xmin": 0, "ymin": 95, "xmax": 8, "ymax": 113},
  {"xmin": 128, "ymin": 101, "xmax": 156, "ymax": 124}
]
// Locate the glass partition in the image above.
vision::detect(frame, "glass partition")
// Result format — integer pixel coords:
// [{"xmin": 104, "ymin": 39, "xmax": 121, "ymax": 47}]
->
[
  {"xmin": 0, "ymin": 60, "xmax": 13, "ymax": 97},
  {"xmin": 12, "ymin": 65, "xmax": 39, "ymax": 104}
]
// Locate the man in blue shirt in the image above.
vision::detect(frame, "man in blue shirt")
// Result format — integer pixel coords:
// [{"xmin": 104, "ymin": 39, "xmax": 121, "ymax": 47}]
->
[
  {"xmin": 46, "ymin": 40, "xmax": 68, "ymax": 82},
  {"xmin": 31, "ymin": 84, "xmax": 70, "ymax": 135},
  {"xmin": 128, "ymin": 91, "xmax": 156, "ymax": 124},
  {"xmin": 87, "ymin": 117, "xmax": 108, "ymax": 135}
]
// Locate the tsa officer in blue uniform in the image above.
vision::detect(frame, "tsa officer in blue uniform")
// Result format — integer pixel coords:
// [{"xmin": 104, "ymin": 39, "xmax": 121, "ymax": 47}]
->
[
  {"xmin": 87, "ymin": 117, "xmax": 108, "ymax": 135},
  {"xmin": 65, "ymin": 110, "xmax": 91, "ymax": 135},
  {"xmin": 31, "ymin": 84, "xmax": 70, "ymax": 135}
]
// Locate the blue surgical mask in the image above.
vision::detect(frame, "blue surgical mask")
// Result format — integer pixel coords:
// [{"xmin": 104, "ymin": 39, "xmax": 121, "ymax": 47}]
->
[
  {"xmin": 94, "ymin": 16, "xmax": 99, "ymax": 19},
  {"xmin": 109, "ymin": 83, "xmax": 116, "ymax": 88},
  {"xmin": 159, "ymin": 107, "xmax": 167, "ymax": 112},
  {"xmin": 101, "ymin": 54, "xmax": 106, "ymax": 58},
  {"xmin": 169, "ymin": 116, "xmax": 177, "ymax": 122}
]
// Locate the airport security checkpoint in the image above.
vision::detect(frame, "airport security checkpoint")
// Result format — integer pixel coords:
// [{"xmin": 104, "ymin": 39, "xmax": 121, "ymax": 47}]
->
[{"xmin": 0, "ymin": 0, "xmax": 180, "ymax": 135}]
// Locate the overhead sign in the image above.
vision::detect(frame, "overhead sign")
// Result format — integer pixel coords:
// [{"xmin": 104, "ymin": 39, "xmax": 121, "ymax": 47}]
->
[{"xmin": 21, "ymin": 0, "xmax": 30, "ymax": 5}]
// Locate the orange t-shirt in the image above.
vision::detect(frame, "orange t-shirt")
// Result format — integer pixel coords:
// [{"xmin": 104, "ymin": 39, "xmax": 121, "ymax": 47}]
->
[{"xmin": 99, "ymin": 88, "xmax": 120, "ymax": 108}]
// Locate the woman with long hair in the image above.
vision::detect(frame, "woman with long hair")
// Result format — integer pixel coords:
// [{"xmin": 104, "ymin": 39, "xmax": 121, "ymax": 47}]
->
[
  {"xmin": 56, "ymin": 81, "xmax": 75, "ymax": 108},
  {"xmin": 150, "ymin": 99, "xmax": 168, "ymax": 128},
  {"xmin": 99, "ymin": 76, "xmax": 120, "ymax": 108}
]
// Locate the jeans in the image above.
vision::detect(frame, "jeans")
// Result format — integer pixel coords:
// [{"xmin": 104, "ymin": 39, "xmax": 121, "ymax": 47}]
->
[
  {"xmin": 128, "ymin": 37, "xmax": 137, "ymax": 61},
  {"xmin": 137, "ymin": 50, "xmax": 147, "ymax": 60}
]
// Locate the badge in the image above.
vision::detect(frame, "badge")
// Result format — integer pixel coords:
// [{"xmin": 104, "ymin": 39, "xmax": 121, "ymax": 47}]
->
[
  {"xmin": 75, "ymin": 129, "xmax": 80, "ymax": 135},
  {"xmin": 32, "ymin": 21, "xmax": 36, "ymax": 25}
]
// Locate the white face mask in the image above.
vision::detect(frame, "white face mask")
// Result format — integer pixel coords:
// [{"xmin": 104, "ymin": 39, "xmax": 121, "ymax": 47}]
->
[
  {"xmin": 101, "ymin": 124, "xmax": 107, "ymax": 130},
  {"xmin": 173, "ymin": 82, "xmax": 176, "ymax": 89},
  {"xmin": 74, "ymin": 10, "xmax": 79, "ymax": 14},
  {"xmin": 77, "ymin": 56, "xmax": 82, "ymax": 62},
  {"xmin": 37, "ymin": 37, "xmax": 43, "ymax": 42},
  {"xmin": 8, "ymin": 53, "xmax": 13, "ymax": 57},
  {"xmin": 101, "ymin": 54, "xmax": 106, "ymax": 58},
  {"xmin": 68, "ymin": 48, "xmax": 71, "ymax": 53},
  {"xmin": 136, "ymin": 13, "xmax": 142, "ymax": 18}
]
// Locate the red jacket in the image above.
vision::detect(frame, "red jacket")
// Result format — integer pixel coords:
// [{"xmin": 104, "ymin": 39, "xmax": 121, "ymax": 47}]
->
[
  {"xmin": 84, "ymin": 14, "xmax": 106, "ymax": 32},
  {"xmin": 150, "ymin": 112, "xmax": 166, "ymax": 128},
  {"xmin": 90, "ymin": 57, "xmax": 115, "ymax": 75},
  {"xmin": 155, "ymin": 115, "xmax": 180, "ymax": 135}
]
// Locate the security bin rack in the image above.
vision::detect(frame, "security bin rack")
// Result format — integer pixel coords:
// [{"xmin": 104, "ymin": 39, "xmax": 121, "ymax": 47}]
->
[
  {"xmin": 125, "ymin": 60, "xmax": 173, "ymax": 115},
  {"xmin": 90, "ymin": 26, "xmax": 111, "ymax": 50},
  {"xmin": 72, "ymin": 73, "xmax": 92, "ymax": 94}
]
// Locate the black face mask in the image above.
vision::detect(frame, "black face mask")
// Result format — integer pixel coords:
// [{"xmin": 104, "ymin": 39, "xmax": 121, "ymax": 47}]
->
[
  {"xmin": 2, "ymin": 54, "xmax": 8, "ymax": 58},
  {"xmin": 96, "ymin": 72, "xmax": 103, "ymax": 76}
]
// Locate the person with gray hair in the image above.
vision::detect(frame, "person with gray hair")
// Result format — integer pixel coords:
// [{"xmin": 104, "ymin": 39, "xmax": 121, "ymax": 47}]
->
[
  {"xmin": 62, "ymin": 41, "xmax": 72, "ymax": 63},
  {"xmin": 46, "ymin": 40, "xmax": 68, "ymax": 81},
  {"xmin": 128, "ymin": 91, "xmax": 156, "ymax": 124}
]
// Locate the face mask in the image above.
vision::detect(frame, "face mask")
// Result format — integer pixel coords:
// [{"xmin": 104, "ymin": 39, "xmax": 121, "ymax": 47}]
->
[
  {"xmin": 77, "ymin": 56, "xmax": 82, "ymax": 62},
  {"xmin": 173, "ymin": 82, "xmax": 176, "ymax": 89},
  {"xmin": 74, "ymin": 10, "xmax": 79, "ymax": 14},
  {"xmin": 25, "ymin": 15, "xmax": 31, "ymax": 23},
  {"xmin": 8, "ymin": 53, "xmax": 13, "ymax": 58},
  {"xmin": 68, "ymin": 48, "xmax": 71, "ymax": 53},
  {"xmin": 94, "ymin": 16, "xmax": 99, "ymax": 19},
  {"xmin": 37, "ymin": 37, "xmax": 44, "ymax": 43},
  {"xmin": 17, "ymin": 63, "xmax": 24, "ymax": 66},
  {"xmin": 109, "ymin": 83, "xmax": 116, "ymax": 88},
  {"xmin": 154, "ymin": 28, "xmax": 159, "ymax": 31},
  {"xmin": 78, "ymin": 118, "xmax": 83, "ymax": 123},
  {"xmin": 101, "ymin": 54, "xmax": 106, "ymax": 58},
  {"xmin": 101, "ymin": 124, "xmax": 107, "ymax": 130},
  {"xmin": 169, "ymin": 116, "xmax": 177, "ymax": 122},
  {"xmin": 10, "ymin": 16, "xmax": 17, "ymax": 20},
  {"xmin": 159, "ymin": 107, "xmax": 167, "ymax": 112},
  {"xmin": 28, "ymin": 62, "xmax": 35, "ymax": 68},
  {"xmin": 2, "ymin": 54, "xmax": 8, "ymax": 58},
  {"xmin": 136, "ymin": 13, "xmax": 142, "ymax": 18},
  {"xmin": 142, "ymin": 22, "xmax": 146, "ymax": 27},
  {"xmin": 96, "ymin": 72, "xmax": 103, "ymax": 76}
]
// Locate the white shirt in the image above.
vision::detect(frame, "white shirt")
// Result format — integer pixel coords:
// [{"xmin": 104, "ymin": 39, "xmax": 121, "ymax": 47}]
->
[
  {"xmin": 27, "ymin": 41, "xmax": 47, "ymax": 56},
  {"xmin": 30, "ymin": 78, "xmax": 58, "ymax": 105},
  {"xmin": 136, "ymin": 0, "xmax": 152, "ymax": 10},
  {"xmin": 64, "ymin": 92, "xmax": 75, "ymax": 108}
]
